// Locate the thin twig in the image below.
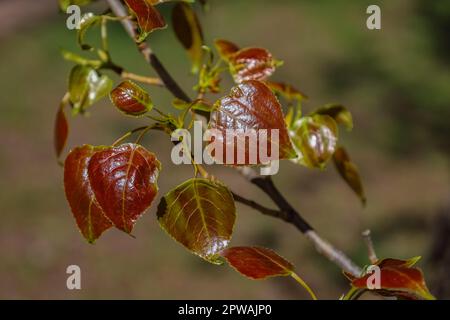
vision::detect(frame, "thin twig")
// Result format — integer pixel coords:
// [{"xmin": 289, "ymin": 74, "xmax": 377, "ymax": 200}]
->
[
  {"xmin": 106, "ymin": 0, "xmax": 362, "ymax": 277},
  {"xmin": 362, "ymin": 229, "xmax": 378, "ymax": 264}
]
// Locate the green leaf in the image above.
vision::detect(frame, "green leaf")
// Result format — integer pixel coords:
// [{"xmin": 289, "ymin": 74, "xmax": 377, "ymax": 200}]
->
[
  {"xmin": 124, "ymin": 0, "xmax": 167, "ymax": 43},
  {"xmin": 59, "ymin": 0, "xmax": 92, "ymax": 11},
  {"xmin": 68, "ymin": 65, "xmax": 113, "ymax": 113},
  {"xmin": 157, "ymin": 178, "xmax": 236, "ymax": 264},
  {"xmin": 333, "ymin": 146, "xmax": 366, "ymax": 205},
  {"xmin": 290, "ymin": 114, "xmax": 339, "ymax": 169},
  {"xmin": 61, "ymin": 49, "xmax": 103, "ymax": 69},
  {"xmin": 266, "ymin": 81, "xmax": 308, "ymax": 103},
  {"xmin": 311, "ymin": 104, "xmax": 353, "ymax": 131},
  {"xmin": 77, "ymin": 13, "xmax": 101, "ymax": 51},
  {"xmin": 110, "ymin": 80, "xmax": 153, "ymax": 116},
  {"xmin": 172, "ymin": 2, "xmax": 204, "ymax": 74}
]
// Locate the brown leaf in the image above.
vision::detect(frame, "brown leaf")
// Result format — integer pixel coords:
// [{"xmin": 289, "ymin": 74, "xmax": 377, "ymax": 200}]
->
[
  {"xmin": 125, "ymin": 0, "xmax": 167, "ymax": 42},
  {"xmin": 214, "ymin": 39, "xmax": 240, "ymax": 62},
  {"xmin": 209, "ymin": 80, "xmax": 296, "ymax": 165},
  {"xmin": 157, "ymin": 178, "xmax": 236, "ymax": 263},
  {"xmin": 88, "ymin": 143, "xmax": 161, "ymax": 233},
  {"xmin": 64, "ymin": 145, "xmax": 113, "ymax": 243},
  {"xmin": 229, "ymin": 48, "xmax": 279, "ymax": 83},
  {"xmin": 333, "ymin": 146, "xmax": 366, "ymax": 205},
  {"xmin": 54, "ymin": 102, "xmax": 69, "ymax": 158},
  {"xmin": 110, "ymin": 80, "xmax": 153, "ymax": 116},
  {"xmin": 266, "ymin": 81, "xmax": 308, "ymax": 102},
  {"xmin": 311, "ymin": 104, "xmax": 353, "ymax": 131},
  {"xmin": 172, "ymin": 2, "xmax": 204, "ymax": 73}
]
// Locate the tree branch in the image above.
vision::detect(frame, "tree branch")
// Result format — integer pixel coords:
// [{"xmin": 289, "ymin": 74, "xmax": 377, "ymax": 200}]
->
[{"xmin": 106, "ymin": 0, "xmax": 362, "ymax": 277}]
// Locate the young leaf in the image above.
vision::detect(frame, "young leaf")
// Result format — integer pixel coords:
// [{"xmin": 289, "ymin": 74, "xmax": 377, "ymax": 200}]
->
[
  {"xmin": 157, "ymin": 178, "xmax": 236, "ymax": 264},
  {"xmin": 214, "ymin": 39, "xmax": 240, "ymax": 62},
  {"xmin": 333, "ymin": 146, "xmax": 366, "ymax": 205},
  {"xmin": 110, "ymin": 80, "xmax": 153, "ymax": 116},
  {"xmin": 229, "ymin": 48, "xmax": 280, "ymax": 83},
  {"xmin": 290, "ymin": 114, "xmax": 339, "ymax": 169},
  {"xmin": 124, "ymin": 0, "xmax": 167, "ymax": 42},
  {"xmin": 172, "ymin": 2, "xmax": 204, "ymax": 73},
  {"xmin": 77, "ymin": 13, "xmax": 101, "ymax": 51},
  {"xmin": 88, "ymin": 143, "xmax": 161, "ymax": 233},
  {"xmin": 348, "ymin": 257, "xmax": 435, "ymax": 300},
  {"xmin": 61, "ymin": 49, "xmax": 102, "ymax": 69},
  {"xmin": 54, "ymin": 100, "xmax": 69, "ymax": 158},
  {"xmin": 209, "ymin": 80, "xmax": 297, "ymax": 164},
  {"xmin": 311, "ymin": 104, "xmax": 353, "ymax": 131},
  {"xmin": 266, "ymin": 81, "xmax": 308, "ymax": 103},
  {"xmin": 64, "ymin": 145, "xmax": 113, "ymax": 243},
  {"xmin": 221, "ymin": 246, "xmax": 294, "ymax": 279},
  {"xmin": 68, "ymin": 65, "xmax": 113, "ymax": 113}
]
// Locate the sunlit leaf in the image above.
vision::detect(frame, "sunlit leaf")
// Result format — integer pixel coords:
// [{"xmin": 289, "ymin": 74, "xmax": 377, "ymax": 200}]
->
[
  {"xmin": 348, "ymin": 257, "xmax": 435, "ymax": 300},
  {"xmin": 88, "ymin": 143, "xmax": 161, "ymax": 233},
  {"xmin": 333, "ymin": 146, "xmax": 366, "ymax": 205},
  {"xmin": 172, "ymin": 3, "xmax": 204, "ymax": 73},
  {"xmin": 54, "ymin": 100, "xmax": 69, "ymax": 158},
  {"xmin": 229, "ymin": 48, "xmax": 281, "ymax": 83},
  {"xmin": 266, "ymin": 81, "xmax": 308, "ymax": 102},
  {"xmin": 77, "ymin": 13, "xmax": 101, "ymax": 51},
  {"xmin": 124, "ymin": 0, "xmax": 167, "ymax": 42},
  {"xmin": 110, "ymin": 80, "xmax": 153, "ymax": 116},
  {"xmin": 68, "ymin": 65, "xmax": 113, "ymax": 113},
  {"xmin": 157, "ymin": 178, "xmax": 236, "ymax": 263},
  {"xmin": 59, "ymin": 0, "xmax": 92, "ymax": 11},
  {"xmin": 214, "ymin": 39, "xmax": 239, "ymax": 62},
  {"xmin": 290, "ymin": 114, "xmax": 338, "ymax": 169},
  {"xmin": 221, "ymin": 246, "xmax": 293, "ymax": 279},
  {"xmin": 209, "ymin": 80, "xmax": 296, "ymax": 164},
  {"xmin": 64, "ymin": 145, "xmax": 113, "ymax": 243},
  {"xmin": 311, "ymin": 104, "xmax": 353, "ymax": 131}
]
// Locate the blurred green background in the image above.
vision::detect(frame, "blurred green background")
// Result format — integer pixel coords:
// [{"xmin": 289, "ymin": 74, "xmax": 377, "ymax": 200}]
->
[{"xmin": 0, "ymin": 0, "xmax": 449, "ymax": 299}]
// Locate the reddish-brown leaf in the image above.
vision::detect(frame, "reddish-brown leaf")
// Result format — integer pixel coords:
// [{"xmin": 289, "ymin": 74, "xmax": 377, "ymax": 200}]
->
[
  {"xmin": 229, "ymin": 48, "xmax": 279, "ymax": 83},
  {"xmin": 54, "ymin": 103, "xmax": 69, "ymax": 158},
  {"xmin": 110, "ymin": 81, "xmax": 153, "ymax": 116},
  {"xmin": 64, "ymin": 145, "xmax": 113, "ymax": 243},
  {"xmin": 88, "ymin": 143, "xmax": 161, "ymax": 233},
  {"xmin": 209, "ymin": 80, "xmax": 296, "ymax": 164},
  {"xmin": 221, "ymin": 246, "xmax": 294, "ymax": 279},
  {"xmin": 266, "ymin": 81, "xmax": 308, "ymax": 102},
  {"xmin": 125, "ymin": 0, "xmax": 166, "ymax": 42},
  {"xmin": 333, "ymin": 146, "xmax": 366, "ymax": 205},
  {"xmin": 214, "ymin": 39, "xmax": 240, "ymax": 62},
  {"xmin": 157, "ymin": 178, "xmax": 236, "ymax": 263}
]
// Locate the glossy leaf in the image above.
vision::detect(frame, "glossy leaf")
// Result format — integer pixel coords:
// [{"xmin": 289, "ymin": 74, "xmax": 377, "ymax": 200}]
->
[
  {"xmin": 348, "ymin": 257, "xmax": 435, "ymax": 300},
  {"xmin": 333, "ymin": 147, "xmax": 366, "ymax": 205},
  {"xmin": 266, "ymin": 81, "xmax": 308, "ymax": 102},
  {"xmin": 64, "ymin": 145, "xmax": 113, "ymax": 243},
  {"xmin": 124, "ymin": 0, "xmax": 167, "ymax": 42},
  {"xmin": 221, "ymin": 246, "xmax": 294, "ymax": 279},
  {"xmin": 209, "ymin": 80, "xmax": 297, "ymax": 164},
  {"xmin": 54, "ymin": 101, "xmax": 69, "ymax": 158},
  {"xmin": 110, "ymin": 81, "xmax": 153, "ymax": 116},
  {"xmin": 229, "ymin": 48, "xmax": 280, "ymax": 83},
  {"xmin": 59, "ymin": 0, "xmax": 92, "ymax": 11},
  {"xmin": 311, "ymin": 104, "xmax": 353, "ymax": 131},
  {"xmin": 157, "ymin": 178, "xmax": 236, "ymax": 263},
  {"xmin": 214, "ymin": 39, "xmax": 239, "ymax": 62},
  {"xmin": 77, "ymin": 13, "xmax": 101, "ymax": 51},
  {"xmin": 68, "ymin": 65, "xmax": 113, "ymax": 113},
  {"xmin": 290, "ymin": 114, "xmax": 339, "ymax": 169},
  {"xmin": 172, "ymin": 2, "xmax": 204, "ymax": 73},
  {"xmin": 88, "ymin": 143, "xmax": 161, "ymax": 233}
]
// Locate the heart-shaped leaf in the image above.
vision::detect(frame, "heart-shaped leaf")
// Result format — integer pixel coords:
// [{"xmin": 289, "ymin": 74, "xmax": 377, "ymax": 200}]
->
[
  {"xmin": 88, "ymin": 143, "xmax": 161, "ymax": 233},
  {"xmin": 346, "ymin": 257, "xmax": 435, "ymax": 300},
  {"xmin": 333, "ymin": 146, "xmax": 366, "ymax": 205},
  {"xmin": 311, "ymin": 104, "xmax": 353, "ymax": 131},
  {"xmin": 209, "ymin": 80, "xmax": 296, "ymax": 164},
  {"xmin": 54, "ymin": 100, "xmax": 69, "ymax": 158},
  {"xmin": 172, "ymin": 2, "xmax": 204, "ymax": 73},
  {"xmin": 64, "ymin": 145, "xmax": 113, "ymax": 243},
  {"xmin": 214, "ymin": 39, "xmax": 240, "ymax": 62},
  {"xmin": 229, "ymin": 48, "xmax": 280, "ymax": 83},
  {"xmin": 68, "ymin": 65, "xmax": 113, "ymax": 113},
  {"xmin": 110, "ymin": 80, "xmax": 153, "ymax": 116},
  {"xmin": 266, "ymin": 81, "xmax": 308, "ymax": 103},
  {"xmin": 124, "ymin": 0, "xmax": 167, "ymax": 42},
  {"xmin": 157, "ymin": 178, "xmax": 236, "ymax": 263},
  {"xmin": 290, "ymin": 114, "xmax": 338, "ymax": 169},
  {"xmin": 77, "ymin": 13, "xmax": 101, "ymax": 51}
]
